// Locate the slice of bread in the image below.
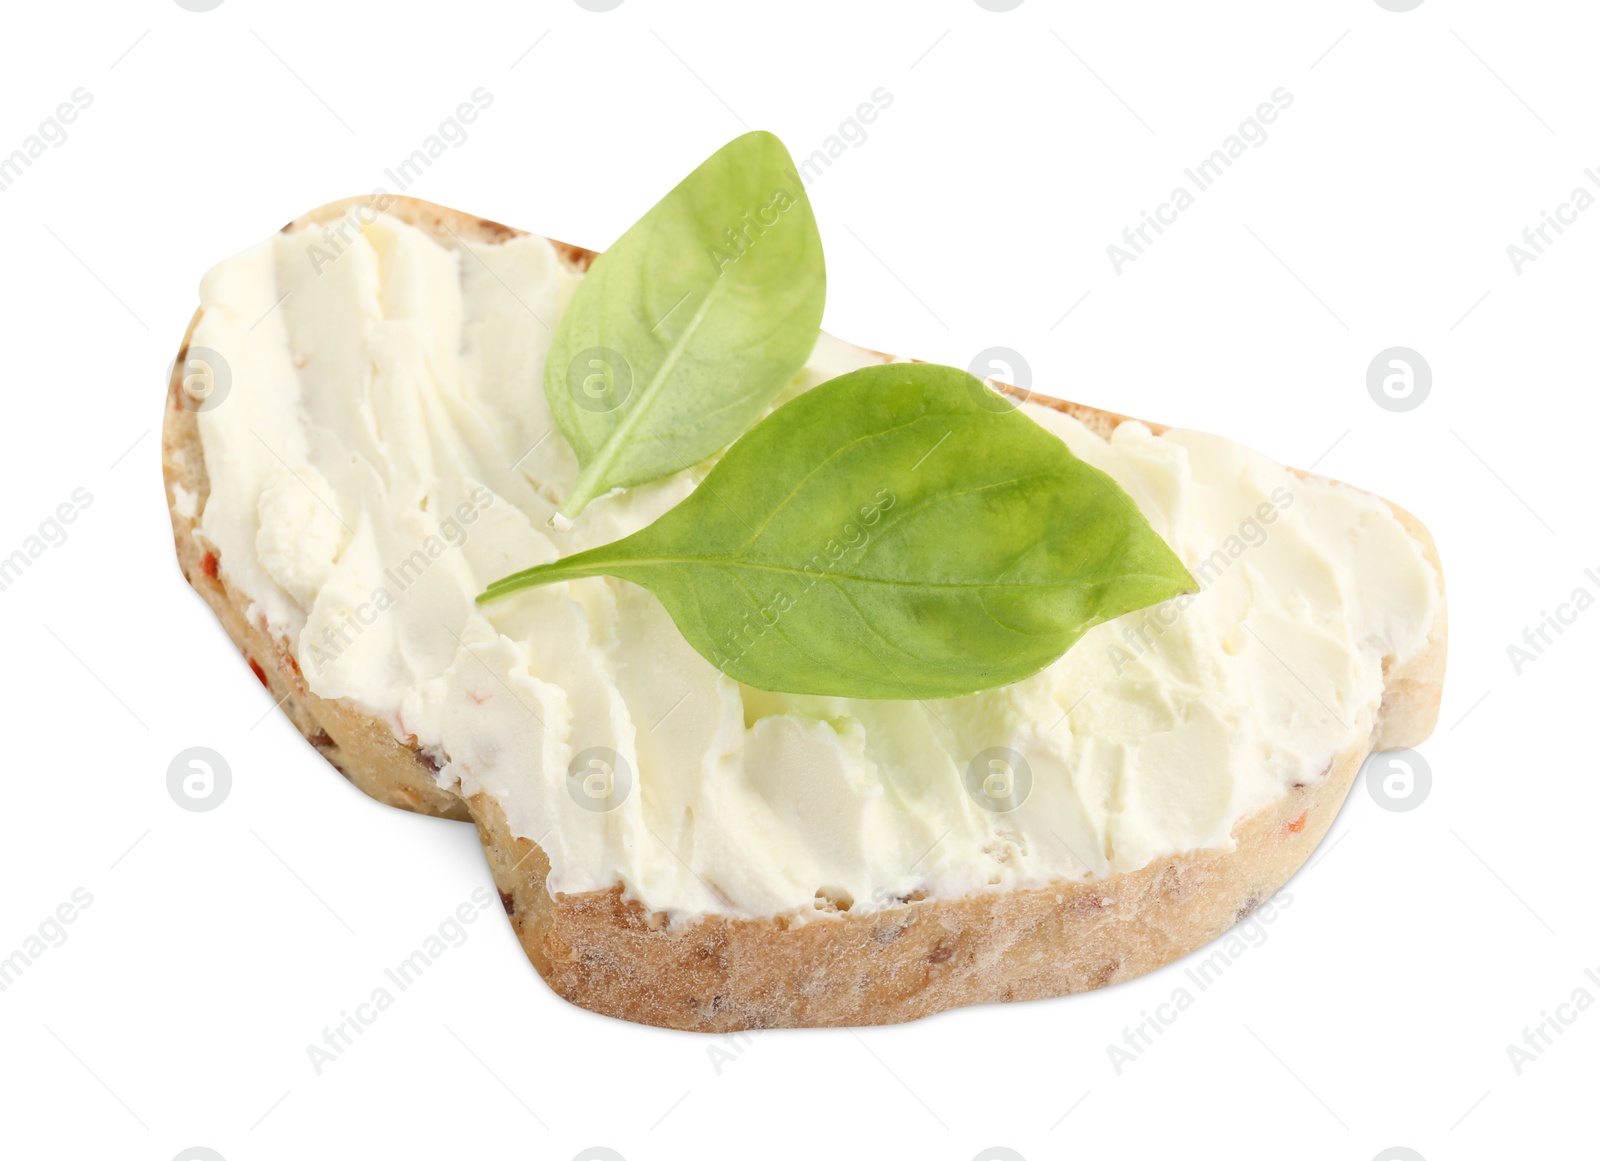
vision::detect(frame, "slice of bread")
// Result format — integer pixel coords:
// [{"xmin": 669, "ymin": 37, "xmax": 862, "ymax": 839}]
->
[{"xmin": 163, "ymin": 195, "xmax": 1447, "ymax": 1030}]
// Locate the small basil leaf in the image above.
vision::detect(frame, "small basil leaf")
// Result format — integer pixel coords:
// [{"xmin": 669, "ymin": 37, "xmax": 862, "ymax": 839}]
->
[
  {"xmin": 488, "ymin": 363, "xmax": 1196, "ymax": 699},
  {"xmin": 545, "ymin": 130, "xmax": 826, "ymax": 522}
]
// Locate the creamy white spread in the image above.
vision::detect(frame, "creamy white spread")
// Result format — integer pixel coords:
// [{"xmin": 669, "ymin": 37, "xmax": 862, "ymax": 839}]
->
[{"xmin": 189, "ymin": 211, "xmax": 1439, "ymax": 922}]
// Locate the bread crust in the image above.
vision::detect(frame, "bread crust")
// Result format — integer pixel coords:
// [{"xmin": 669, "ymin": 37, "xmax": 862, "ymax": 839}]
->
[{"xmin": 163, "ymin": 195, "xmax": 1447, "ymax": 1030}]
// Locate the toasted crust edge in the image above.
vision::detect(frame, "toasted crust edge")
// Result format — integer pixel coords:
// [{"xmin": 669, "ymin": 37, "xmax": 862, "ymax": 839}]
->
[{"xmin": 163, "ymin": 194, "xmax": 1447, "ymax": 1029}]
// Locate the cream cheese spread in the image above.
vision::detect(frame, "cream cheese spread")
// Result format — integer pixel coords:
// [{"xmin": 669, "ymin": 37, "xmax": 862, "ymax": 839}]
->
[{"xmin": 189, "ymin": 211, "xmax": 1439, "ymax": 921}]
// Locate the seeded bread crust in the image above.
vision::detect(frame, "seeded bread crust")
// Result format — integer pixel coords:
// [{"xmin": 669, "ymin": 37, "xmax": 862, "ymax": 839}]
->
[{"xmin": 162, "ymin": 195, "xmax": 1447, "ymax": 1030}]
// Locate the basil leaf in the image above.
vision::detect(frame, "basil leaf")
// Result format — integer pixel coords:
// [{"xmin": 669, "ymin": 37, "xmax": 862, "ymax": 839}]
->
[
  {"xmin": 545, "ymin": 130, "xmax": 825, "ymax": 522},
  {"xmin": 488, "ymin": 363, "xmax": 1196, "ymax": 699}
]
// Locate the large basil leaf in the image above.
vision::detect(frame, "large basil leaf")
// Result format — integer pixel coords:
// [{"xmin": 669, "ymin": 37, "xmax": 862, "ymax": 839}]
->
[
  {"xmin": 489, "ymin": 363, "xmax": 1196, "ymax": 699},
  {"xmin": 544, "ymin": 130, "xmax": 825, "ymax": 522}
]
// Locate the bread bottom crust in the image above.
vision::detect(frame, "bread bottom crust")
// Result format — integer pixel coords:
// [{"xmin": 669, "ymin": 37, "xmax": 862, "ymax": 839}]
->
[
  {"xmin": 162, "ymin": 194, "xmax": 1445, "ymax": 1030},
  {"xmin": 469, "ymin": 747, "xmax": 1360, "ymax": 1031}
]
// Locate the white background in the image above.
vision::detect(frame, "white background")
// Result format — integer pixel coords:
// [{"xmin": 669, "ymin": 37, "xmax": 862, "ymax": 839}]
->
[{"xmin": 0, "ymin": 1, "xmax": 1594, "ymax": 1159}]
